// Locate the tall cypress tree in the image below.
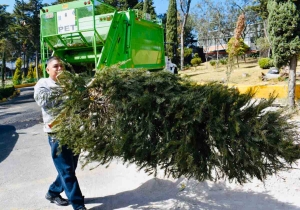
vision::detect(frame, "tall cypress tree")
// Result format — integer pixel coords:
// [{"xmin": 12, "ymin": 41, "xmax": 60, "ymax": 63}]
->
[
  {"xmin": 268, "ymin": 0, "xmax": 300, "ymax": 108},
  {"xmin": 166, "ymin": 0, "xmax": 178, "ymax": 62}
]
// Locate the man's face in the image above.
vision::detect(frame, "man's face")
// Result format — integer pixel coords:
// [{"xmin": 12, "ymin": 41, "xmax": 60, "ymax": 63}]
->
[{"xmin": 46, "ymin": 59, "xmax": 64, "ymax": 81}]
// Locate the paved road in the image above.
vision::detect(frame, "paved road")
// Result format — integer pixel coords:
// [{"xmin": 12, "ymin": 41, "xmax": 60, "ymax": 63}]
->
[{"xmin": 0, "ymin": 87, "xmax": 42, "ymax": 130}]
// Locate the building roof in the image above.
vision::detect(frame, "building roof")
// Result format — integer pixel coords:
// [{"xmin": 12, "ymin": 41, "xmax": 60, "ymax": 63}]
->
[{"xmin": 203, "ymin": 44, "xmax": 228, "ymax": 53}]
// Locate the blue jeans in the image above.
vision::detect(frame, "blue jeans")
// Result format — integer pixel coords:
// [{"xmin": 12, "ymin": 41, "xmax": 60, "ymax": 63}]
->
[{"xmin": 47, "ymin": 135, "xmax": 85, "ymax": 210}]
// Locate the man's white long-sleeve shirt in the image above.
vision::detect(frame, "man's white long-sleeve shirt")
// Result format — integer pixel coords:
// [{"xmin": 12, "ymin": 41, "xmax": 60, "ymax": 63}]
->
[{"xmin": 34, "ymin": 77, "xmax": 59, "ymax": 133}]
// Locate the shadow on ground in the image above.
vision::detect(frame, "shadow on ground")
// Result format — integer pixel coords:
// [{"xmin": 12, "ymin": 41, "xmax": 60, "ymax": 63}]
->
[
  {"xmin": 243, "ymin": 65, "xmax": 259, "ymax": 69},
  {"xmin": 0, "ymin": 125, "xmax": 18, "ymax": 163},
  {"xmin": 86, "ymin": 178, "xmax": 299, "ymax": 210}
]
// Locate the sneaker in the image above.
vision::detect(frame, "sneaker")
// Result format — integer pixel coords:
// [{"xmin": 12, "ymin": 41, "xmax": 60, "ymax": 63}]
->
[{"xmin": 45, "ymin": 193, "xmax": 69, "ymax": 206}]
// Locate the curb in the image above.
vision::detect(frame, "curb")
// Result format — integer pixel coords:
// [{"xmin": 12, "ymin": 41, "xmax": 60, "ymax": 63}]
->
[
  {"xmin": 14, "ymin": 83, "xmax": 36, "ymax": 88},
  {"xmin": 228, "ymin": 84, "xmax": 297, "ymax": 99}
]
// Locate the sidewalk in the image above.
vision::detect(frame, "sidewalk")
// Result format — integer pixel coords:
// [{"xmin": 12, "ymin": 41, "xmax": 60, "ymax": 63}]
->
[{"xmin": 1, "ymin": 123, "xmax": 300, "ymax": 210}]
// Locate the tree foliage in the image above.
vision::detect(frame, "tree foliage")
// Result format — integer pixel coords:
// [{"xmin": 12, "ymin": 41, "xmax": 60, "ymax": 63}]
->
[
  {"xmin": 249, "ymin": 0, "xmax": 268, "ymax": 20},
  {"xmin": 227, "ymin": 37, "xmax": 249, "ymax": 57},
  {"xmin": 166, "ymin": 0, "xmax": 178, "ymax": 61},
  {"xmin": 0, "ymin": 5, "xmax": 12, "ymax": 39},
  {"xmin": 13, "ymin": 57, "xmax": 22, "ymax": 85},
  {"xmin": 26, "ymin": 63, "xmax": 35, "ymax": 83},
  {"xmin": 255, "ymin": 37, "xmax": 271, "ymax": 55},
  {"xmin": 134, "ymin": 0, "xmax": 156, "ymax": 19},
  {"xmin": 268, "ymin": 0, "xmax": 300, "ymax": 108},
  {"xmin": 51, "ymin": 66, "xmax": 300, "ymax": 184},
  {"xmin": 10, "ymin": 0, "xmax": 43, "ymax": 65},
  {"xmin": 101, "ymin": 0, "xmax": 139, "ymax": 11},
  {"xmin": 179, "ymin": 0, "xmax": 192, "ymax": 70},
  {"xmin": 267, "ymin": 0, "xmax": 300, "ymax": 68}
]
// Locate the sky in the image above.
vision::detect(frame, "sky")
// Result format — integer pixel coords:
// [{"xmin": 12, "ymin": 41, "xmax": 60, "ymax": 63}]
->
[{"xmin": 0, "ymin": 0, "xmax": 170, "ymax": 15}]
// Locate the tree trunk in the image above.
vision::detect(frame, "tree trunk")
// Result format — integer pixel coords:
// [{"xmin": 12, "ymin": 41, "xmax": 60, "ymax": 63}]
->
[
  {"xmin": 263, "ymin": 20, "xmax": 271, "ymax": 58},
  {"xmin": 35, "ymin": 50, "xmax": 39, "ymax": 80},
  {"xmin": 1, "ymin": 51, "xmax": 5, "ymax": 88},
  {"xmin": 288, "ymin": 55, "xmax": 297, "ymax": 108},
  {"xmin": 180, "ymin": 14, "xmax": 187, "ymax": 70},
  {"xmin": 216, "ymin": 38, "xmax": 219, "ymax": 68}
]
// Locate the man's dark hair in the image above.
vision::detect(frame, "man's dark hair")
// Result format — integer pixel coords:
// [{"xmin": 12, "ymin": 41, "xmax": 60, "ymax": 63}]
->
[{"xmin": 47, "ymin": 56, "xmax": 61, "ymax": 66}]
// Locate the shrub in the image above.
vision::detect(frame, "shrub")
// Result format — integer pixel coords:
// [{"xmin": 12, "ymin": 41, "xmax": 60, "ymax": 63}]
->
[
  {"xmin": 258, "ymin": 58, "xmax": 274, "ymax": 69},
  {"xmin": 210, "ymin": 60, "xmax": 217, "ymax": 66},
  {"xmin": 184, "ymin": 64, "xmax": 191, "ymax": 70},
  {"xmin": 220, "ymin": 58, "xmax": 228, "ymax": 65},
  {"xmin": 0, "ymin": 86, "xmax": 15, "ymax": 100},
  {"xmin": 26, "ymin": 64, "xmax": 35, "ymax": 83},
  {"xmin": 34, "ymin": 64, "xmax": 43, "ymax": 79},
  {"xmin": 13, "ymin": 58, "xmax": 23, "ymax": 85},
  {"xmin": 249, "ymin": 52, "xmax": 259, "ymax": 58},
  {"xmin": 191, "ymin": 58, "xmax": 202, "ymax": 66}
]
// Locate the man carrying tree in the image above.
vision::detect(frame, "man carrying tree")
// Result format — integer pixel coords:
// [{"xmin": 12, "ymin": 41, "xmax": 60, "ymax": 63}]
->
[{"xmin": 34, "ymin": 56, "xmax": 87, "ymax": 210}]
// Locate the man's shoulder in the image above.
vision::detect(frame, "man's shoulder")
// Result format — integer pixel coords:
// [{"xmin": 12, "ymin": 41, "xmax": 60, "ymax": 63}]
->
[
  {"xmin": 35, "ymin": 78, "xmax": 54, "ymax": 89},
  {"xmin": 36, "ymin": 78, "xmax": 51, "ymax": 85}
]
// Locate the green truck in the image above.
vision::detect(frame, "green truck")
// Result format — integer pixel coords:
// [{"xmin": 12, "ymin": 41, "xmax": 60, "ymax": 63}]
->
[{"xmin": 40, "ymin": 0, "xmax": 166, "ymax": 76}]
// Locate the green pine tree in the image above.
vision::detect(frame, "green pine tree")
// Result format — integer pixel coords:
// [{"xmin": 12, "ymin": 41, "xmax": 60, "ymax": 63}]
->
[
  {"xmin": 51, "ymin": 66, "xmax": 300, "ymax": 184},
  {"xmin": 13, "ymin": 58, "xmax": 23, "ymax": 85}
]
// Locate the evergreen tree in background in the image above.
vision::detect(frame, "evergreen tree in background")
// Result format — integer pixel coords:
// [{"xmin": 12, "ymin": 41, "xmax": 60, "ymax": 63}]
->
[
  {"xmin": 33, "ymin": 64, "xmax": 43, "ymax": 79},
  {"xmin": 0, "ymin": 5, "xmax": 12, "ymax": 39},
  {"xmin": 166, "ymin": 0, "xmax": 178, "ymax": 62},
  {"xmin": 133, "ymin": 0, "xmax": 156, "ymax": 19},
  {"xmin": 0, "ymin": 5, "xmax": 13, "ymax": 86},
  {"xmin": 226, "ymin": 37, "xmax": 249, "ymax": 66},
  {"xmin": 142, "ymin": 0, "xmax": 156, "ymax": 18},
  {"xmin": 268, "ymin": 0, "xmax": 300, "ymax": 108},
  {"xmin": 143, "ymin": 0, "xmax": 149, "ymax": 15},
  {"xmin": 50, "ymin": 0, "xmax": 75, "ymax": 4},
  {"xmin": 51, "ymin": 67, "xmax": 300, "ymax": 184},
  {"xmin": 11, "ymin": 0, "xmax": 43, "ymax": 67},
  {"xmin": 27, "ymin": 63, "xmax": 35, "ymax": 83},
  {"xmin": 102, "ymin": 0, "xmax": 139, "ymax": 11},
  {"xmin": 13, "ymin": 58, "xmax": 22, "ymax": 85}
]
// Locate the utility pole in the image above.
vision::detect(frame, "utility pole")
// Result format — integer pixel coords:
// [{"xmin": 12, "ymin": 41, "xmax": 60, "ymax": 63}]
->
[
  {"xmin": 1, "ymin": 49, "xmax": 5, "ymax": 88},
  {"xmin": 1, "ymin": 39, "xmax": 6, "ymax": 88},
  {"xmin": 35, "ymin": 50, "xmax": 39, "ymax": 80},
  {"xmin": 35, "ymin": 0, "xmax": 39, "ymax": 81}
]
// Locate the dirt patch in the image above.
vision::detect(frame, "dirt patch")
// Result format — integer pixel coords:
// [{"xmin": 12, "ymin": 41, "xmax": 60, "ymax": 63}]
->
[{"xmin": 180, "ymin": 58, "xmax": 299, "ymax": 86}]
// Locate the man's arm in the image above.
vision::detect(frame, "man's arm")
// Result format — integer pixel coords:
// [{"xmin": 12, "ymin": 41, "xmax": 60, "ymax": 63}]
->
[{"xmin": 34, "ymin": 80, "xmax": 57, "ymax": 108}]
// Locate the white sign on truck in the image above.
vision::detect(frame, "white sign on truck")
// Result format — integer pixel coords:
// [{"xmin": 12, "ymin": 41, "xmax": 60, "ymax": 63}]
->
[{"xmin": 57, "ymin": 9, "xmax": 76, "ymax": 34}]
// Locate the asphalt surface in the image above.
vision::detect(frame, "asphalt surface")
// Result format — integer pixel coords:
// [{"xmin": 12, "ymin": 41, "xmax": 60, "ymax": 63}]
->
[{"xmin": 0, "ymin": 87, "xmax": 42, "ymax": 130}]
